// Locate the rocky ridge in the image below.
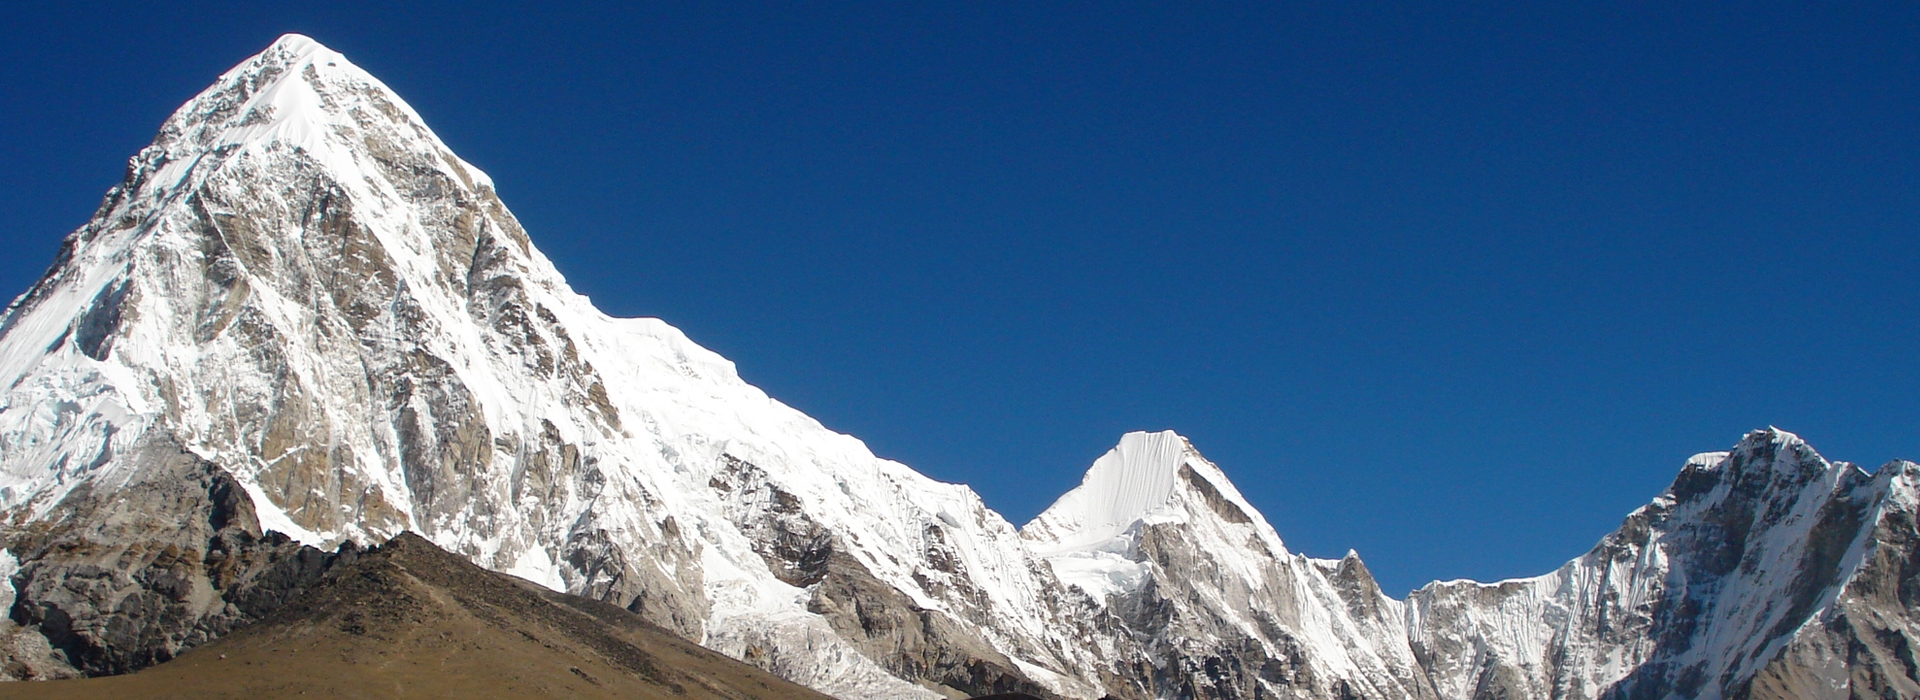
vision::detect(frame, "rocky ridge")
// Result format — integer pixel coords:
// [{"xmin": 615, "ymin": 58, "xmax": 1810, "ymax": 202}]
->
[
  {"xmin": 2, "ymin": 35, "xmax": 1918, "ymax": 700},
  {"xmin": 1406, "ymin": 429, "xmax": 1920, "ymax": 700}
]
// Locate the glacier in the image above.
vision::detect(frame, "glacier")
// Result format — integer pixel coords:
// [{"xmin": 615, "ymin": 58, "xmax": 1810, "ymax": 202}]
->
[{"xmin": 2, "ymin": 34, "xmax": 1918, "ymax": 700}]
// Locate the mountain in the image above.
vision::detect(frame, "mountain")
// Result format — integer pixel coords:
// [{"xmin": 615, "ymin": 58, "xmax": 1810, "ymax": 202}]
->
[
  {"xmin": 2, "ymin": 34, "xmax": 1917, "ymax": 700},
  {"xmin": 1408, "ymin": 428, "xmax": 1920, "ymax": 700},
  {"xmin": 0, "ymin": 32, "xmax": 1076, "ymax": 699},
  {"xmin": 1023, "ymin": 430, "xmax": 1436, "ymax": 699},
  {"xmin": 0, "ymin": 531, "xmax": 836, "ymax": 699}
]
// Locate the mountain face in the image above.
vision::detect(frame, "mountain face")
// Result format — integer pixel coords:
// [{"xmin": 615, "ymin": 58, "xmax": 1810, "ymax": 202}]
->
[
  {"xmin": 2, "ymin": 35, "xmax": 1917, "ymax": 700},
  {"xmin": 1023, "ymin": 431, "xmax": 1437, "ymax": 699},
  {"xmin": 0, "ymin": 33, "xmax": 1084, "ymax": 700},
  {"xmin": 1408, "ymin": 431, "xmax": 1920, "ymax": 700}
]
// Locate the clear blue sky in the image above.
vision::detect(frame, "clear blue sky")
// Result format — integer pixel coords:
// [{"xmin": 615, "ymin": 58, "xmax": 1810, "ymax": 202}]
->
[{"xmin": 4, "ymin": 3, "xmax": 1917, "ymax": 594}]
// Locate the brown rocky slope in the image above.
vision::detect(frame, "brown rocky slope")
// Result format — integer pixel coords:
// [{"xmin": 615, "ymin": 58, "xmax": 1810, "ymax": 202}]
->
[{"xmin": 0, "ymin": 532, "xmax": 834, "ymax": 700}]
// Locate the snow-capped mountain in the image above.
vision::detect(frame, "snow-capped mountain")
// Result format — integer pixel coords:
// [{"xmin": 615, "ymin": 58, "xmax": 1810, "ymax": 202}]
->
[
  {"xmin": 1408, "ymin": 429, "xmax": 1920, "ymax": 700},
  {"xmin": 1024, "ymin": 431, "xmax": 1437, "ymax": 699},
  {"xmin": 0, "ymin": 33, "xmax": 1093, "ymax": 699},
  {"xmin": 2, "ymin": 35, "xmax": 1916, "ymax": 700}
]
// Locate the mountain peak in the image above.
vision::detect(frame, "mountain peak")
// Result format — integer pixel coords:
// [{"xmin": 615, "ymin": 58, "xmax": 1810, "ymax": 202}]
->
[
  {"xmin": 1663, "ymin": 427, "xmax": 1834, "ymax": 508},
  {"xmin": 264, "ymin": 32, "xmax": 331, "ymax": 59},
  {"xmin": 0, "ymin": 33, "xmax": 548, "ymax": 544},
  {"xmin": 1020, "ymin": 429, "xmax": 1275, "ymax": 557},
  {"xmin": 1730, "ymin": 426, "xmax": 1827, "ymax": 478},
  {"xmin": 136, "ymin": 32, "xmax": 491, "ymax": 197},
  {"xmin": 1021, "ymin": 430, "xmax": 1195, "ymax": 551}
]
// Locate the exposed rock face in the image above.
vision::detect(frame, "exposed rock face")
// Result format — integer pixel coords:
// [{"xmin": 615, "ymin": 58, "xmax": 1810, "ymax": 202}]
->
[
  {"xmin": 709, "ymin": 454, "xmax": 1049, "ymax": 697},
  {"xmin": 1406, "ymin": 429, "xmax": 1920, "ymax": 700},
  {"xmin": 1746, "ymin": 464, "xmax": 1920, "ymax": 700},
  {"xmin": 805, "ymin": 548, "xmax": 1057, "ymax": 699},
  {"xmin": 3, "ymin": 34, "xmax": 1919, "ymax": 700},
  {"xmin": 0, "ymin": 435, "xmax": 352, "ymax": 679}
]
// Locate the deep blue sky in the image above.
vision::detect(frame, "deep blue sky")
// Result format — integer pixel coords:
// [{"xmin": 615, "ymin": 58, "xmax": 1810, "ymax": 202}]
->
[{"xmin": 4, "ymin": 3, "xmax": 1918, "ymax": 594}]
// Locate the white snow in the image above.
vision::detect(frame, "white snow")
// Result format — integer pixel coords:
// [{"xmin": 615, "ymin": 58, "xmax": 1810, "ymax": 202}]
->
[
  {"xmin": 235, "ymin": 479, "xmax": 330, "ymax": 546},
  {"xmin": 0, "ymin": 549, "xmax": 16, "ymax": 611},
  {"xmin": 502, "ymin": 543, "xmax": 567, "ymax": 592},
  {"xmin": 1023, "ymin": 430, "xmax": 1191, "ymax": 553},
  {"xmin": 1038, "ymin": 548, "xmax": 1149, "ymax": 601}
]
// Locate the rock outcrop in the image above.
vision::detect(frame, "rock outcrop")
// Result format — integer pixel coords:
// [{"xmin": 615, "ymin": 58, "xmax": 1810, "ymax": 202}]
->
[{"xmin": 1, "ymin": 435, "xmax": 352, "ymax": 678}]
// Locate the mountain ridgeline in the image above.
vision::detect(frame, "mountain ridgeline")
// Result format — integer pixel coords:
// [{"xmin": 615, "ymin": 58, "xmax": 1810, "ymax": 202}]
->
[{"xmin": 2, "ymin": 35, "xmax": 1916, "ymax": 700}]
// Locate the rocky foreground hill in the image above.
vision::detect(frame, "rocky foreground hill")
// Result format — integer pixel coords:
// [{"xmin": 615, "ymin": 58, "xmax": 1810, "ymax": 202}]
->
[
  {"xmin": 2, "ymin": 34, "xmax": 1917, "ymax": 700},
  {"xmin": 0, "ymin": 531, "xmax": 834, "ymax": 699}
]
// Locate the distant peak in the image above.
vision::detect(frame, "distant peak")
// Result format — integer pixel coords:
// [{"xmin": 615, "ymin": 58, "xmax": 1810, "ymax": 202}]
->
[
  {"xmin": 1080, "ymin": 430, "xmax": 1194, "ymax": 510},
  {"xmin": 1679, "ymin": 429, "xmax": 1808, "ymax": 476},
  {"xmin": 1330, "ymin": 549, "xmax": 1377, "ymax": 582},
  {"xmin": 1669, "ymin": 428, "xmax": 1834, "ymax": 504},
  {"xmin": 1022, "ymin": 430, "xmax": 1199, "ymax": 550}
]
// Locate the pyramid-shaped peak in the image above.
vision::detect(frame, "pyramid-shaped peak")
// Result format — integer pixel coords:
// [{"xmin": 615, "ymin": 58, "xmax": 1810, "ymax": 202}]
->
[
  {"xmin": 233, "ymin": 33, "xmax": 359, "ymax": 83},
  {"xmin": 1023, "ymin": 430, "xmax": 1212, "ymax": 550},
  {"xmin": 134, "ymin": 32, "xmax": 485, "ymax": 191},
  {"xmin": 265, "ymin": 32, "xmax": 335, "ymax": 59},
  {"xmin": 230, "ymin": 33, "xmax": 356, "ymax": 84}
]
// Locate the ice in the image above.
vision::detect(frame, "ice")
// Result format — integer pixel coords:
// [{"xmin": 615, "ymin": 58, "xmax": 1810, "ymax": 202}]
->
[
  {"xmin": 501, "ymin": 543, "xmax": 567, "ymax": 592},
  {"xmin": 1042, "ymin": 548, "xmax": 1149, "ymax": 600}
]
